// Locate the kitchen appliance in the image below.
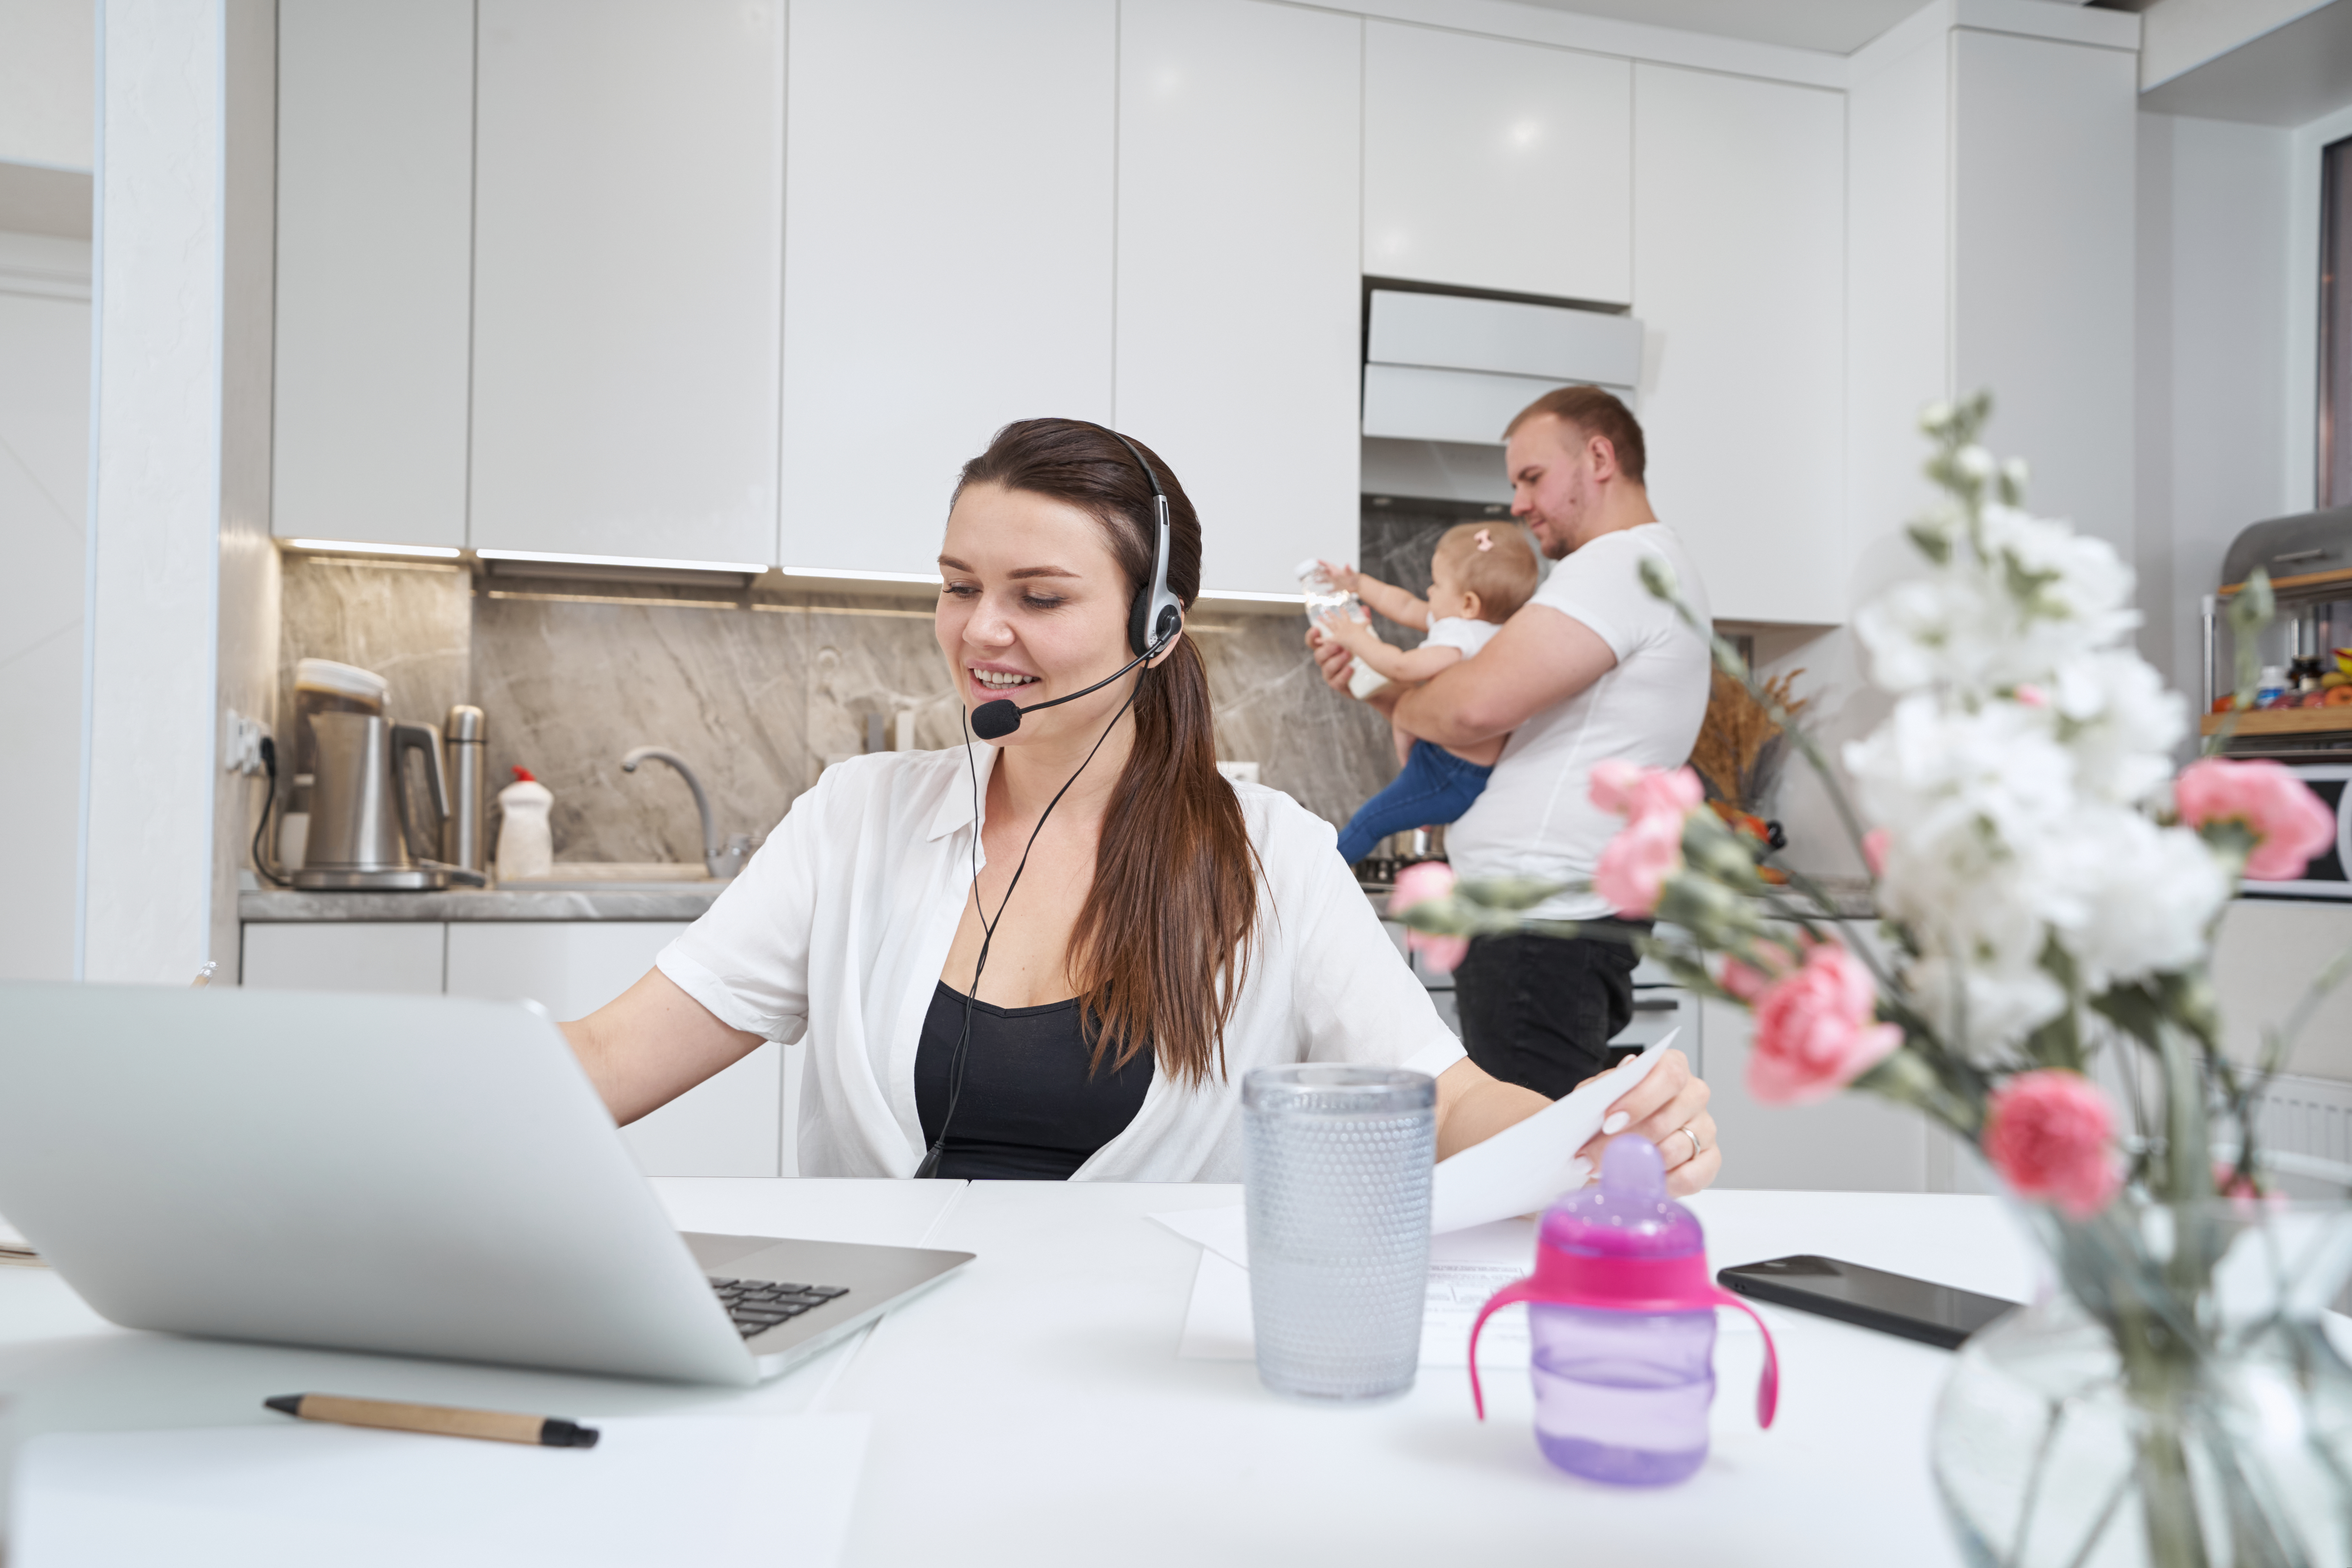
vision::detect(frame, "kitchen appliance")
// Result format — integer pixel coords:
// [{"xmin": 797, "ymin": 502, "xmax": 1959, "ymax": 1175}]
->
[
  {"xmin": 294, "ymin": 711, "xmax": 480, "ymax": 890},
  {"xmin": 2203, "ymin": 507, "xmax": 2352, "ymax": 901},
  {"xmin": 442, "ymin": 705, "xmax": 488, "ymax": 877}
]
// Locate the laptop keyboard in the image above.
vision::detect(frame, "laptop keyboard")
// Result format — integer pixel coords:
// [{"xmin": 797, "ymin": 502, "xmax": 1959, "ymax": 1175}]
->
[{"xmin": 707, "ymin": 1276, "xmax": 850, "ymax": 1338}]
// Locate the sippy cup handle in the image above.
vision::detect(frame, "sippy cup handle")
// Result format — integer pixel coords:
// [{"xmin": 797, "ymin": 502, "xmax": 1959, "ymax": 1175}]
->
[{"xmin": 1465, "ymin": 1276, "xmax": 1779, "ymax": 1430}]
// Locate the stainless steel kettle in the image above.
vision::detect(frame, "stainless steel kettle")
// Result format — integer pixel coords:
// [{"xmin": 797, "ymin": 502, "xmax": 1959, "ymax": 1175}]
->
[{"xmin": 294, "ymin": 711, "xmax": 482, "ymax": 890}]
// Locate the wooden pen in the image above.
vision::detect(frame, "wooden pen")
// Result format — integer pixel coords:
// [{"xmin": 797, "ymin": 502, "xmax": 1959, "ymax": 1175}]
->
[{"xmin": 264, "ymin": 1393, "xmax": 600, "ymax": 1448}]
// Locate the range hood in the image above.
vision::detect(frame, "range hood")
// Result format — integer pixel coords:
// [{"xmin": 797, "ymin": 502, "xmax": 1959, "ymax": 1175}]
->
[{"xmin": 1361, "ymin": 289, "xmax": 1643, "ymax": 447}]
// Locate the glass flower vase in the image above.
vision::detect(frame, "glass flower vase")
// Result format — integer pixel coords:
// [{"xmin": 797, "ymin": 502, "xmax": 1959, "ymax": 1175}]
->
[{"xmin": 1932, "ymin": 1196, "xmax": 2352, "ymax": 1568}]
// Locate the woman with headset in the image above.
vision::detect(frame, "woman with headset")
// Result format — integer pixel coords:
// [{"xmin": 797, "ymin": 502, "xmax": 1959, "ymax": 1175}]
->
[{"xmin": 562, "ymin": 418, "xmax": 1720, "ymax": 1191}]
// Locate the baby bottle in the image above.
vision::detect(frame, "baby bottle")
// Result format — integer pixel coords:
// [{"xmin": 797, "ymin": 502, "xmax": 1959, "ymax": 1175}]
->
[
  {"xmin": 1295, "ymin": 557, "xmax": 1363, "ymax": 629},
  {"xmin": 1295, "ymin": 558, "xmax": 1390, "ymax": 700},
  {"xmin": 1468, "ymin": 1136, "xmax": 1779, "ymax": 1487}
]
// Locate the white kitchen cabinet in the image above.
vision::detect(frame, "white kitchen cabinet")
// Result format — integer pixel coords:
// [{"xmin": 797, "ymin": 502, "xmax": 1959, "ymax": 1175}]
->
[
  {"xmin": 1700, "ymin": 1001, "xmax": 1926, "ymax": 1192},
  {"xmin": 241, "ymin": 922, "xmax": 446, "ymax": 995},
  {"xmin": 1364, "ymin": 23, "xmax": 1630, "ymax": 306},
  {"xmin": 470, "ymin": 0, "xmax": 783, "ymax": 563},
  {"xmin": 1631, "ymin": 64, "xmax": 1844, "ymax": 626},
  {"xmin": 1114, "ymin": 0, "xmax": 1361, "ymax": 594},
  {"xmin": 777, "ymin": 0, "xmax": 1115, "ymax": 577},
  {"xmin": 444, "ymin": 921, "xmax": 791, "ymax": 1179},
  {"xmin": 273, "ymin": 0, "xmax": 474, "ymax": 548}
]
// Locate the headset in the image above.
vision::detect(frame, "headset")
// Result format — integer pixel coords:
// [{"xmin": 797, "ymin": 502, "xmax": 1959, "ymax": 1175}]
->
[
  {"xmin": 968, "ymin": 432, "xmax": 1183, "ymax": 741},
  {"xmin": 916, "ymin": 428, "xmax": 1180, "ymax": 1179}
]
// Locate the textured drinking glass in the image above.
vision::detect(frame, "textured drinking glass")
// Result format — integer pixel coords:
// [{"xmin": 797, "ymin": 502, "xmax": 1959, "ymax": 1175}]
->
[{"xmin": 1242, "ymin": 1064, "xmax": 1436, "ymax": 1402}]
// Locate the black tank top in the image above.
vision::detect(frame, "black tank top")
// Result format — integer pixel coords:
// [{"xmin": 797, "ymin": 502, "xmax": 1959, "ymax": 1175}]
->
[{"xmin": 913, "ymin": 981, "xmax": 1153, "ymax": 1180}]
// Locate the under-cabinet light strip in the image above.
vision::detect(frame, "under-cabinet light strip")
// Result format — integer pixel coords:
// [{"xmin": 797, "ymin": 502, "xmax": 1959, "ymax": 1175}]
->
[
  {"xmin": 776, "ymin": 566, "xmax": 943, "ymax": 584},
  {"xmin": 283, "ymin": 538, "xmax": 463, "ymax": 559},
  {"xmin": 475, "ymin": 547, "xmax": 770, "ymax": 574}
]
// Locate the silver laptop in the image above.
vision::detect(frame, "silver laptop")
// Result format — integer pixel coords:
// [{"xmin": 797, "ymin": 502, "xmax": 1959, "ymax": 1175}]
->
[{"xmin": 0, "ymin": 981, "xmax": 972, "ymax": 1386}]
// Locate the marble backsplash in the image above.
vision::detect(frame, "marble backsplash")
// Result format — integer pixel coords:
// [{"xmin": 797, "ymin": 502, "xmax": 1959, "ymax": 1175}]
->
[{"xmin": 273, "ymin": 515, "xmax": 1475, "ymax": 866}]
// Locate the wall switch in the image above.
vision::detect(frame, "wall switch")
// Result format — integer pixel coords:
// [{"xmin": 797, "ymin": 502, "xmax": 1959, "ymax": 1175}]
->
[{"xmin": 1216, "ymin": 761, "xmax": 1260, "ymax": 785}]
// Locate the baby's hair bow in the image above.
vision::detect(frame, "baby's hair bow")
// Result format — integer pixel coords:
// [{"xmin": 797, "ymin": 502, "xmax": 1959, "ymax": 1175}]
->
[{"xmin": 1473, "ymin": 528, "xmax": 1494, "ymax": 551}]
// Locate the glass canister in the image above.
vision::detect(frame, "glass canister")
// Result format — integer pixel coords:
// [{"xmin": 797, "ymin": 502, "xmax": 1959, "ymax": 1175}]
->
[
  {"xmin": 1243, "ymin": 1064, "xmax": 1435, "ymax": 1402},
  {"xmin": 1468, "ymin": 1136, "xmax": 1780, "ymax": 1485}
]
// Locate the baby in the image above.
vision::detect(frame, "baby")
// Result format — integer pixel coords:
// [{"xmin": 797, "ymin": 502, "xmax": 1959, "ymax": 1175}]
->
[{"xmin": 1314, "ymin": 523, "xmax": 1541, "ymax": 866}]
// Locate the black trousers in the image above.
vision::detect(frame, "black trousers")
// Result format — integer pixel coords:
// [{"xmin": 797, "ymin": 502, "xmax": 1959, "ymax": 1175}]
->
[{"xmin": 1453, "ymin": 930, "xmax": 1643, "ymax": 1100}]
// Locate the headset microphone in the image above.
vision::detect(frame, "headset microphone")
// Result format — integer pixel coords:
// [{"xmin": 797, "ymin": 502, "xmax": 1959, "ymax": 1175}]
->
[{"xmin": 968, "ymin": 635, "xmax": 1170, "ymax": 742}]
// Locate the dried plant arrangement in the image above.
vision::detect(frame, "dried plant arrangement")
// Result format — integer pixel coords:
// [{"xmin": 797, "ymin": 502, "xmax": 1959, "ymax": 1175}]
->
[{"xmin": 1689, "ymin": 666, "xmax": 1811, "ymax": 816}]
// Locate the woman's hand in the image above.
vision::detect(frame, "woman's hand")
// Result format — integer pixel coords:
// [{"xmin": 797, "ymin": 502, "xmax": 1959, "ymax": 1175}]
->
[{"xmin": 1577, "ymin": 1049, "xmax": 1718, "ymax": 1196}]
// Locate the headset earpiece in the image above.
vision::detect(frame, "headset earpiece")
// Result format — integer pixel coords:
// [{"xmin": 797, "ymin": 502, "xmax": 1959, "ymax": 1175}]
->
[{"xmin": 1111, "ymin": 434, "xmax": 1184, "ymax": 660}]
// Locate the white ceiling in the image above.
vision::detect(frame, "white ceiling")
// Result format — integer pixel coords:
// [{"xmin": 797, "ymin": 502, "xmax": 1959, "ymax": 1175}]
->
[{"xmin": 1500, "ymin": 0, "xmax": 1943, "ymax": 55}]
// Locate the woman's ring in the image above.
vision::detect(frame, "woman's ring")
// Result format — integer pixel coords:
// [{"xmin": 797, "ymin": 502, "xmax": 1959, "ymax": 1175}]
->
[{"xmin": 1679, "ymin": 1125, "xmax": 1703, "ymax": 1163}]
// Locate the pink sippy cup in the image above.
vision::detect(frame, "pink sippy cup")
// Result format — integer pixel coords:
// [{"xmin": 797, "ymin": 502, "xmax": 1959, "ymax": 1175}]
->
[{"xmin": 1469, "ymin": 1135, "xmax": 1779, "ymax": 1486}]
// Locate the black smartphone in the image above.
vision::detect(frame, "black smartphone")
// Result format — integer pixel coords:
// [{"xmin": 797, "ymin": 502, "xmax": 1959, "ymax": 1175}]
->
[{"xmin": 1715, "ymin": 1255, "xmax": 2018, "ymax": 1350}]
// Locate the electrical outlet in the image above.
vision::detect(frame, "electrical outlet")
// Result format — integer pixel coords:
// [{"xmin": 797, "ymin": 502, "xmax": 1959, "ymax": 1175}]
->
[
  {"xmin": 223, "ymin": 709, "xmax": 271, "ymax": 776},
  {"xmin": 1216, "ymin": 761, "xmax": 1260, "ymax": 785}
]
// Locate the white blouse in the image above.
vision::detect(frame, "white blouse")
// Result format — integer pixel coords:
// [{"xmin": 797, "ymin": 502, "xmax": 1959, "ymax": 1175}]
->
[{"xmin": 655, "ymin": 745, "xmax": 1466, "ymax": 1181}]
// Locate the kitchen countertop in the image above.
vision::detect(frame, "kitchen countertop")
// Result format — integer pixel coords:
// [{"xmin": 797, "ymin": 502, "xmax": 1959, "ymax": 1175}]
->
[{"xmin": 238, "ymin": 886, "xmax": 727, "ymax": 923}]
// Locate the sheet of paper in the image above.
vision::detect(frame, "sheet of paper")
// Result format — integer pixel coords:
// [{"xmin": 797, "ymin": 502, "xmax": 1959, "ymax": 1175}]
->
[
  {"xmin": 0, "ymin": 1208, "xmax": 39, "ymax": 1266},
  {"xmin": 1176, "ymin": 1250, "xmax": 1534, "ymax": 1370},
  {"xmin": 1149, "ymin": 1205, "xmax": 1250, "ymax": 1268},
  {"xmin": 1427, "ymin": 1034, "xmax": 1671, "ymax": 1233},
  {"xmin": 8, "ymin": 1414, "xmax": 870, "ymax": 1568}
]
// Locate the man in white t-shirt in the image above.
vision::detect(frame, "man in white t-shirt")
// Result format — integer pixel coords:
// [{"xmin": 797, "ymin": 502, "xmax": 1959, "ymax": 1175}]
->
[{"xmin": 1313, "ymin": 386, "xmax": 1712, "ymax": 1098}]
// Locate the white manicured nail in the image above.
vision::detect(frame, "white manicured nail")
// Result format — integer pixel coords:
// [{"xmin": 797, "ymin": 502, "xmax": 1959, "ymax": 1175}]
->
[{"xmin": 1601, "ymin": 1111, "xmax": 1631, "ymax": 1136}]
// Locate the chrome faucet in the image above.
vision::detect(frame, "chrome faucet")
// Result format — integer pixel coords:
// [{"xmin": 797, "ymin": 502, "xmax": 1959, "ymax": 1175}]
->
[{"xmin": 621, "ymin": 746, "xmax": 753, "ymax": 880}]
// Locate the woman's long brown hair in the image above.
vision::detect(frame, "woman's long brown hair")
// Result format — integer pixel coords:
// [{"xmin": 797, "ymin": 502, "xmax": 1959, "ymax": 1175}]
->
[{"xmin": 953, "ymin": 419, "xmax": 1258, "ymax": 1086}]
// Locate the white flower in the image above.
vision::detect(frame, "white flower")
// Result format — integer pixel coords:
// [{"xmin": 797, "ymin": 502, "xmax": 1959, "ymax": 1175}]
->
[
  {"xmin": 2049, "ymin": 651, "xmax": 2184, "ymax": 807},
  {"xmin": 1976, "ymin": 506, "xmax": 2140, "ymax": 661},
  {"xmin": 2048, "ymin": 813, "xmax": 2227, "ymax": 991}
]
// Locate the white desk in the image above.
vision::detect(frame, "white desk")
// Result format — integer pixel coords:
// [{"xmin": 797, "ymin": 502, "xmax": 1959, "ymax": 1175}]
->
[{"xmin": 0, "ymin": 1182, "xmax": 2040, "ymax": 1566}]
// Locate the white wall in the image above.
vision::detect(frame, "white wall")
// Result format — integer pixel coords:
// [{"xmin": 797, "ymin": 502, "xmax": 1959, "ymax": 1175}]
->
[
  {"xmin": 0, "ymin": 232, "xmax": 89, "ymax": 982},
  {"xmin": 2134, "ymin": 112, "xmax": 2292, "ymax": 702},
  {"xmin": 0, "ymin": 0, "xmax": 95, "ymax": 170},
  {"xmin": 84, "ymin": 0, "xmax": 276, "ymax": 983}
]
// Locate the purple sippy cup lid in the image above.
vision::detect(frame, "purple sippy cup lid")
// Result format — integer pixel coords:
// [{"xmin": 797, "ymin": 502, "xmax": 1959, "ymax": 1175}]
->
[{"xmin": 1540, "ymin": 1135, "xmax": 1705, "ymax": 1259}]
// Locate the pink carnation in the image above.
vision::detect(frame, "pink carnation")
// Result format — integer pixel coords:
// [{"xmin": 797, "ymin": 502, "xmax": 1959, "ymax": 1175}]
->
[
  {"xmin": 1595, "ymin": 809, "xmax": 1684, "ymax": 918},
  {"xmin": 1984, "ymin": 1070, "xmax": 2121, "ymax": 1219},
  {"xmin": 1862, "ymin": 827, "xmax": 1891, "ymax": 879},
  {"xmin": 1747, "ymin": 942, "xmax": 1901, "ymax": 1106},
  {"xmin": 1387, "ymin": 859, "xmax": 1455, "ymax": 916},
  {"xmin": 1387, "ymin": 860, "xmax": 1469, "ymax": 975},
  {"xmin": 2175, "ymin": 757, "xmax": 2336, "ymax": 881},
  {"xmin": 1590, "ymin": 761, "xmax": 1704, "ymax": 824},
  {"xmin": 1717, "ymin": 943, "xmax": 1798, "ymax": 1004}
]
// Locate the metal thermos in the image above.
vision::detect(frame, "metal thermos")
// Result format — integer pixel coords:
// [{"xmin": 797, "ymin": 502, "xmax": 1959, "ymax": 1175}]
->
[{"xmin": 443, "ymin": 705, "xmax": 488, "ymax": 877}]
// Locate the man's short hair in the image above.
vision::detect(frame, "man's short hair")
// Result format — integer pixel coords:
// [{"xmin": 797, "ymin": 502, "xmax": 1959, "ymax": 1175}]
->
[{"xmin": 1503, "ymin": 385, "xmax": 1647, "ymax": 487}]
